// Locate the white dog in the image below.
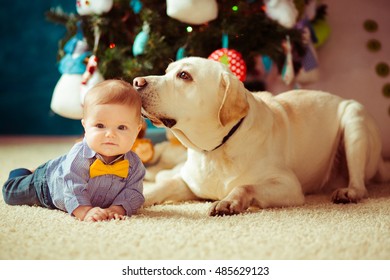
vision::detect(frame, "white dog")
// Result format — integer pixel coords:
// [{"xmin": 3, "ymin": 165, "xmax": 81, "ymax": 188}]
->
[{"xmin": 133, "ymin": 57, "xmax": 390, "ymax": 216}]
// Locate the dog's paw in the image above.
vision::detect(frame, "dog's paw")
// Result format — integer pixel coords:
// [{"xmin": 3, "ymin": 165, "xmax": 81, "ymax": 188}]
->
[
  {"xmin": 208, "ymin": 200, "xmax": 245, "ymax": 216},
  {"xmin": 331, "ymin": 187, "xmax": 367, "ymax": 204}
]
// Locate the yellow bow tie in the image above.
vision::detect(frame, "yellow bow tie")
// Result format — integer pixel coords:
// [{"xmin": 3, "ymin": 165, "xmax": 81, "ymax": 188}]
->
[{"xmin": 89, "ymin": 158, "xmax": 129, "ymax": 179}]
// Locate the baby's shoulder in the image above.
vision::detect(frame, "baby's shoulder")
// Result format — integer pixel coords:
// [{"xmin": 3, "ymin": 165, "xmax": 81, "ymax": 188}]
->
[{"xmin": 126, "ymin": 150, "xmax": 143, "ymax": 168}]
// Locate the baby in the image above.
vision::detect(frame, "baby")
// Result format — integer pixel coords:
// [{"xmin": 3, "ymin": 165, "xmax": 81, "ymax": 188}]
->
[{"xmin": 3, "ymin": 79, "xmax": 145, "ymax": 222}]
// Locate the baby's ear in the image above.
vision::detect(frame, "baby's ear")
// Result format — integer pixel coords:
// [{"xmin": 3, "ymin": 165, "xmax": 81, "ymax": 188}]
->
[{"xmin": 136, "ymin": 119, "xmax": 146, "ymax": 138}]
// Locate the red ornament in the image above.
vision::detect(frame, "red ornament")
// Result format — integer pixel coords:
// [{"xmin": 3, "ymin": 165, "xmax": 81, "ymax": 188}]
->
[{"xmin": 208, "ymin": 48, "xmax": 247, "ymax": 81}]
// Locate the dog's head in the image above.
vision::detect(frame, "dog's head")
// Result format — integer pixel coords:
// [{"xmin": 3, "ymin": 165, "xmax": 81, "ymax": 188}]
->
[{"xmin": 133, "ymin": 57, "xmax": 249, "ymax": 152}]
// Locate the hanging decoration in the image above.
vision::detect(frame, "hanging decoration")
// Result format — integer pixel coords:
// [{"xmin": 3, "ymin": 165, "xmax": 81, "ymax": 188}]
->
[
  {"xmin": 50, "ymin": 23, "xmax": 90, "ymax": 119},
  {"xmin": 77, "ymin": 0, "xmax": 109, "ymax": 105},
  {"xmin": 50, "ymin": 0, "xmax": 113, "ymax": 120},
  {"xmin": 80, "ymin": 55, "xmax": 104, "ymax": 105},
  {"xmin": 76, "ymin": 0, "xmax": 113, "ymax": 15},
  {"xmin": 130, "ymin": 0, "xmax": 143, "ymax": 14},
  {"xmin": 208, "ymin": 34, "xmax": 247, "ymax": 81},
  {"xmin": 47, "ymin": 0, "xmax": 308, "ymax": 92},
  {"xmin": 166, "ymin": 0, "xmax": 218, "ymax": 25},
  {"xmin": 281, "ymin": 36, "xmax": 294, "ymax": 85},
  {"xmin": 295, "ymin": 0, "xmax": 320, "ymax": 85},
  {"xmin": 263, "ymin": 0, "xmax": 298, "ymax": 29},
  {"xmin": 176, "ymin": 46, "xmax": 187, "ymax": 60},
  {"xmin": 133, "ymin": 22, "xmax": 150, "ymax": 57}
]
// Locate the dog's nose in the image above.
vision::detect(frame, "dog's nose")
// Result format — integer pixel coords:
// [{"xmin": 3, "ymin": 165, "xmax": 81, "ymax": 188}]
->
[{"xmin": 133, "ymin": 77, "xmax": 147, "ymax": 89}]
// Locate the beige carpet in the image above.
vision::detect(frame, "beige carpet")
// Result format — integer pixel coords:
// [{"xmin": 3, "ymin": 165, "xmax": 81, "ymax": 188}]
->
[{"xmin": 1, "ymin": 136, "xmax": 390, "ymax": 260}]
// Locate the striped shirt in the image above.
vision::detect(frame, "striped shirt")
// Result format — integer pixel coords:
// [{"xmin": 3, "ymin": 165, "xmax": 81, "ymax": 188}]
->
[{"xmin": 45, "ymin": 139, "xmax": 145, "ymax": 216}]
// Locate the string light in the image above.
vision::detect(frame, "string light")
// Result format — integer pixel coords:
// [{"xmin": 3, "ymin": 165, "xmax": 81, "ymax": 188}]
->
[
  {"xmin": 232, "ymin": 5, "xmax": 238, "ymax": 12},
  {"xmin": 186, "ymin": 26, "xmax": 193, "ymax": 33},
  {"xmin": 109, "ymin": 43, "xmax": 116, "ymax": 49}
]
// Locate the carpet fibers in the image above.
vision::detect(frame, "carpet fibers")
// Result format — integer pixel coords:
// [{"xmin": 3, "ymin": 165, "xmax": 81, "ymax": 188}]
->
[{"xmin": 1, "ymin": 137, "xmax": 389, "ymax": 260}]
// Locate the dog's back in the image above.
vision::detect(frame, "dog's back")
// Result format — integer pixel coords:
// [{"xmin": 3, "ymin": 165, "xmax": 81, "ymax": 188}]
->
[{"xmin": 252, "ymin": 89, "xmax": 387, "ymax": 193}]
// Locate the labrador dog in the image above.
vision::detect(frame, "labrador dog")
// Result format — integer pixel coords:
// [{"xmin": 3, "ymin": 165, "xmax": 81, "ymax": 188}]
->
[{"xmin": 133, "ymin": 57, "xmax": 390, "ymax": 216}]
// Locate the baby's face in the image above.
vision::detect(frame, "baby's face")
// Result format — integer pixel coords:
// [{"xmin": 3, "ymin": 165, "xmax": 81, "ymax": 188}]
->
[{"xmin": 82, "ymin": 103, "xmax": 141, "ymax": 162}]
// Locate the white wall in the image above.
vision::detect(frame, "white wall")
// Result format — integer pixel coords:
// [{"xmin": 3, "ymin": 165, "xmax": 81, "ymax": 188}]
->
[{"xmin": 305, "ymin": 0, "xmax": 390, "ymax": 157}]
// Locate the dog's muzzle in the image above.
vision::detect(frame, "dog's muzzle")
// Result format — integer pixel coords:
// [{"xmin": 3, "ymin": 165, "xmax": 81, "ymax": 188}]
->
[
  {"xmin": 134, "ymin": 77, "xmax": 177, "ymax": 128},
  {"xmin": 133, "ymin": 77, "xmax": 147, "ymax": 90}
]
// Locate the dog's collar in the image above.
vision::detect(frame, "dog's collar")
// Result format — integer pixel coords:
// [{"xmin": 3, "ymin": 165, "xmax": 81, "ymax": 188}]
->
[{"xmin": 209, "ymin": 117, "xmax": 245, "ymax": 152}]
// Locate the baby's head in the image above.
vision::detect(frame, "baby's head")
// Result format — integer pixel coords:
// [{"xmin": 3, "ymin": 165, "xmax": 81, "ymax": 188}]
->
[
  {"xmin": 83, "ymin": 79, "xmax": 141, "ymax": 121},
  {"xmin": 82, "ymin": 79, "xmax": 143, "ymax": 162}
]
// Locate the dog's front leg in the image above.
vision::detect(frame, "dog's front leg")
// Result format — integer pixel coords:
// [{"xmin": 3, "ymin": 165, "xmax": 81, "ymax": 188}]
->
[
  {"xmin": 209, "ymin": 172, "xmax": 305, "ymax": 216},
  {"xmin": 143, "ymin": 176, "xmax": 198, "ymax": 207},
  {"xmin": 208, "ymin": 185, "xmax": 255, "ymax": 216}
]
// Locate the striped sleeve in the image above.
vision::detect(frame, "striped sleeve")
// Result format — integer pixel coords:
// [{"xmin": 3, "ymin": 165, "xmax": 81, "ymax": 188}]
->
[{"xmin": 112, "ymin": 152, "xmax": 145, "ymax": 216}]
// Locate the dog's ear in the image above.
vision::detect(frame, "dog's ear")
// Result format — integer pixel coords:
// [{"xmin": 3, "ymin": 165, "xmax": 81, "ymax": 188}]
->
[{"xmin": 218, "ymin": 72, "xmax": 249, "ymax": 126}]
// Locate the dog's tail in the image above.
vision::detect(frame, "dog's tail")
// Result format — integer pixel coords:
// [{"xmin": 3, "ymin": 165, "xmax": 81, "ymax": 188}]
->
[{"xmin": 375, "ymin": 158, "xmax": 390, "ymax": 182}]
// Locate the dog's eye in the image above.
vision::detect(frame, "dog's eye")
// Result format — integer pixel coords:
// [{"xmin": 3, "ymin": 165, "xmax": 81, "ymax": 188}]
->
[{"xmin": 177, "ymin": 71, "xmax": 192, "ymax": 81}]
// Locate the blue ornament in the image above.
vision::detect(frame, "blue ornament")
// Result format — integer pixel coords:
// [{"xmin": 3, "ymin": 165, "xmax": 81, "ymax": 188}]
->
[
  {"xmin": 222, "ymin": 33, "xmax": 229, "ymax": 49},
  {"xmin": 262, "ymin": 55, "xmax": 273, "ymax": 74},
  {"xmin": 59, "ymin": 47, "xmax": 90, "ymax": 74},
  {"xmin": 176, "ymin": 47, "xmax": 186, "ymax": 60},
  {"xmin": 133, "ymin": 23, "xmax": 149, "ymax": 56},
  {"xmin": 58, "ymin": 22, "xmax": 91, "ymax": 74},
  {"xmin": 130, "ymin": 0, "xmax": 142, "ymax": 14}
]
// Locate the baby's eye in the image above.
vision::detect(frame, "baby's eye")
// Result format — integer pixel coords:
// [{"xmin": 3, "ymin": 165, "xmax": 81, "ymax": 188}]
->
[
  {"xmin": 118, "ymin": 125, "xmax": 127, "ymax": 130},
  {"xmin": 96, "ymin": 123, "xmax": 105, "ymax": 129}
]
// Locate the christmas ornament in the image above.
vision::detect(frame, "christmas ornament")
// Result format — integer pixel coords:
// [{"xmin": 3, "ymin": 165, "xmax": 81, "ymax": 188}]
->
[
  {"xmin": 208, "ymin": 34, "xmax": 247, "ymax": 81},
  {"xmin": 208, "ymin": 49, "xmax": 247, "ymax": 81},
  {"xmin": 130, "ymin": 0, "xmax": 143, "ymax": 14},
  {"xmin": 133, "ymin": 23, "xmax": 150, "ymax": 57},
  {"xmin": 51, "ymin": 25, "xmax": 91, "ymax": 119},
  {"xmin": 296, "ymin": 20, "xmax": 318, "ymax": 72},
  {"xmin": 176, "ymin": 46, "xmax": 186, "ymax": 60},
  {"xmin": 58, "ymin": 35, "xmax": 90, "ymax": 75},
  {"xmin": 263, "ymin": 0, "xmax": 298, "ymax": 29},
  {"xmin": 281, "ymin": 36, "xmax": 294, "ymax": 85},
  {"xmin": 131, "ymin": 119, "xmax": 155, "ymax": 164},
  {"xmin": 74, "ymin": 0, "xmax": 106, "ymax": 106},
  {"xmin": 166, "ymin": 0, "xmax": 218, "ymax": 25},
  {"xmin": 80, "ymin": 55, "xmax": 104, "ymax": 105},
  {"xmin": 312, "ymin": 19, "xmax": 331, "ymax": 48},
  {"xmin": 295, "ymin": 0, "xmax": 319, "ymax": 85},
  {"xmin": 51, "ymin": 74, "xmax": 85, "ymax": 119},
  {"xmin": 76, "ymin": 0, "xmax": 113, "ymax": 15},
  {"xmin": 81, "ymin": 55, "xmax": 98, "ymax": 84}
]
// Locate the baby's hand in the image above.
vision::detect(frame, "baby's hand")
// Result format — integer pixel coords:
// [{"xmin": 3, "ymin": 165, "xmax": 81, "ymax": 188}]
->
[
  {"xmin": 106, "ymin": 210, "xmax": 125, "ymax": 220},
  {"xmin": 81, "ymin": 206, "xmax": 126, "ymax": 222},
  {"xmin": 84, "ymin": 207, "xmax": 110, "ymax": 222},
  {"xmin": 106, "ymin": 205, "xmax": 126, "ymax": 220}
]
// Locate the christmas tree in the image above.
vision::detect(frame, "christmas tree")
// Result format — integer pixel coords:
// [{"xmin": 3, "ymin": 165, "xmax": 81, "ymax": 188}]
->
[
  {"xmin": 47, "ymin": 1, "xmax": 315, "ymax": 81},
  {"xmin": 46, "ymin": 0, "xmax": 328, "ymax": 119}
]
